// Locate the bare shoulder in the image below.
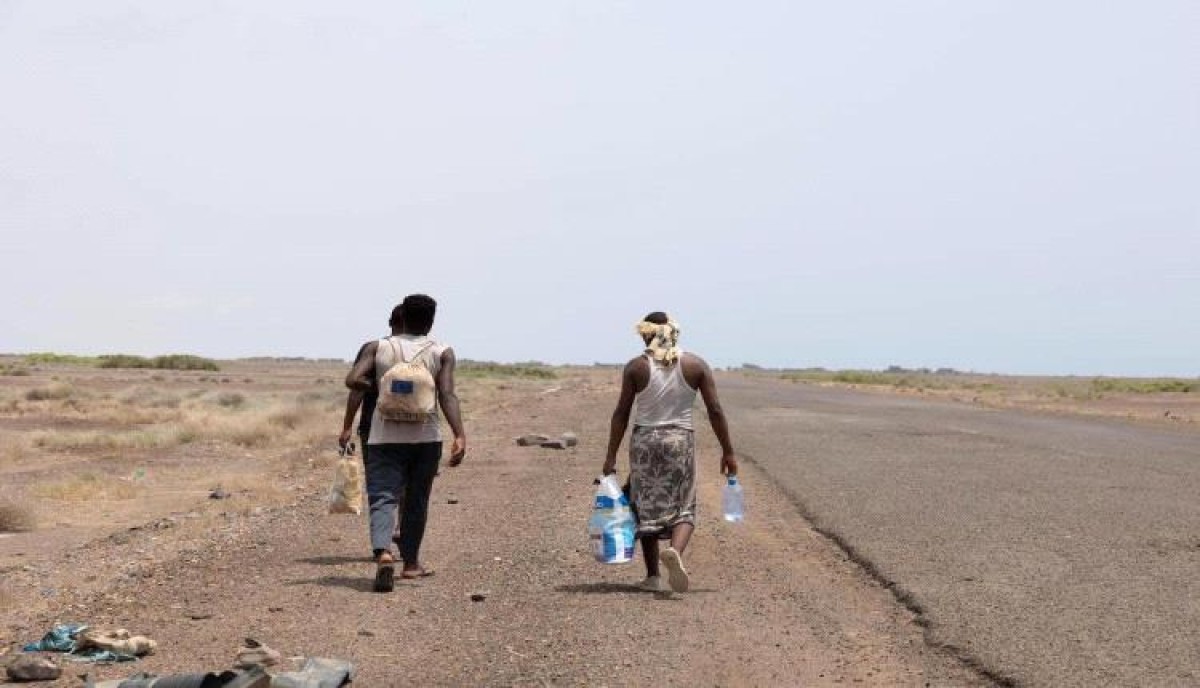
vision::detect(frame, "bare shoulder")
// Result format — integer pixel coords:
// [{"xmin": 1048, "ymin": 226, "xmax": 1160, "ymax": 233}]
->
[
  {"xmin": 354, "ymin": 340, "xmax": 380, "ymax": 365},
  {"xmin": 681, "ymin": 352, "xmax": 710, "ymax": 388}
]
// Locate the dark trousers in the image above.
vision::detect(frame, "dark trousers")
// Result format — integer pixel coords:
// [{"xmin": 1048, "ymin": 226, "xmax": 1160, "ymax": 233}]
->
[{"xmin": 365, "ymin": 442, "xmax": 442, "ymax": 563}]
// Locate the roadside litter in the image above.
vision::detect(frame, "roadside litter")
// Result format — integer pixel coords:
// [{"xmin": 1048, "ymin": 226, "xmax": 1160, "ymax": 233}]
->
[
  {"xmin": 85, "ymin": 667, "xmax": 269, "ymax": 688},
  {"xmin": 515, "ymin": 432, "xmax": 578, "ymax": 450},
  {"xmin": 271, "ymin": 657, "xmax": 355, "ymax": 688},
  {"xmin": 83, "ymin": 657, "xmax": 354, "ymax": 688},
  {"xmin": 22, "ymin": 624, "xmax": 155, "ymax": 663},
  {"xmin": 327, "ymin": 442, "xmax": 364, "ymax": 515}
]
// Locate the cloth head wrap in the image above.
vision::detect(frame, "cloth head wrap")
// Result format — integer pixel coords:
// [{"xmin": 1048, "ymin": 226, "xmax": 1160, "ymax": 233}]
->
[{"xmin": 636, "ymin": 317, "xmax": 682, "ymax": 365}]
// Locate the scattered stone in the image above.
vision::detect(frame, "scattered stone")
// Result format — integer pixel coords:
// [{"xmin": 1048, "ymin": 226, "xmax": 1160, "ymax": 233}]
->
[
  {"xmin": 540, "ymin": 439, "xmax": 569, "ymax": 450},
  {"xmin": 470, "ymin": 592, "xmax": 488, "ymax": 602},
  {"xmin": 561, "ymin": 432, "xmax": 578, "ymax": 447},
  {"xmin": 5, "ymin": 655, "xmax": 59, "ymax": 682},
  {"xmin": 357, "ymin": 630, "xmax": 375, "ymax": 638},
  {"xmin": 515, "ymin": 434, "xmax": 550, "ymax": 447},
  {"xmin": 268, "ymin": 606, "xmax": 284, "ymax": 613},
  {"xmin": 446, "ymin": 498, "xmax": 459, "ymax": 505},
  {"xmin": 209, "ymin": 489, "xmax": 231, "ymax": 500},
  {"xmin": 235, "ymin": 637, "xmax": 281, "ymax": 668},
  {"xmin": 188, "ymin": 611, "xmax": 213, "ymax": 620}
]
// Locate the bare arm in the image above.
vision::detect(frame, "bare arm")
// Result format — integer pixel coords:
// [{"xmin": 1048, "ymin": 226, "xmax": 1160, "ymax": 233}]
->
[
  {"xmin": 695, "ymin": 356, "xmax": 739, "ymax": 475},
  {"xmin": 339, "ymin": 388, "xmax": 365, "ymax": 448},
  {"xmin": 345, "ymin": 341, "xmax": 379, "ymax": 391},
  {"xmin": 602, "ymin": 359, "xmax": 641, "ymax": 475},
  {"xmin": 437, "ymin": 347, "xmax": 466, "ymax": 466},
  {"xmin": 339, "ymin": 342, "xmax": 375, "ymax": 448}
]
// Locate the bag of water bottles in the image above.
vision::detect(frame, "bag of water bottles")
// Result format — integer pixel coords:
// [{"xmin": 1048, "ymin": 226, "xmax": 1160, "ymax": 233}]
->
[{"xmin": 589, "ymin": 474, "xmax": 636, "ymax": 564}]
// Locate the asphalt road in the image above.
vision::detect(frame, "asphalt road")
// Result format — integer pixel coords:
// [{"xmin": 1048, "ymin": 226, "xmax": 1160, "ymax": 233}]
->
[{"xmin": 718, "ymin": 375, "xmax": 1200, "ymax": 687}]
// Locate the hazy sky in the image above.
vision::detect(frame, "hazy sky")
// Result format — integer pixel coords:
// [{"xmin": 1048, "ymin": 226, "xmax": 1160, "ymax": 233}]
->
[{"xmin": 2, "ymin": 2, "xmax": 1196, "ymax": 375}]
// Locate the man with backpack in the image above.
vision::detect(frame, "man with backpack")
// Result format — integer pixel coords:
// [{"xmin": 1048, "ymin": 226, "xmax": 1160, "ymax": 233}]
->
[{"xmin": 346, "ymin": 294, "xmax": 467, "ymax": 592}]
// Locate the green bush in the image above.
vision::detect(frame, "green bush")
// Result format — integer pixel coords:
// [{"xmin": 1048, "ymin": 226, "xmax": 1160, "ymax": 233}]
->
[
  {"xmin": 98, "ymin": 354, "xmax": 219, "ymax": 371},
  {"xmin": 1090, "ymin": 378, "xmax": 1197, "ymax": 394},
  {"xmin": 24, "ymin": 353, "xmax": 98, "ymax": 366},
  {"xmin": 458, "ymin": 360, "xmax": 557, "ymax": 379}
]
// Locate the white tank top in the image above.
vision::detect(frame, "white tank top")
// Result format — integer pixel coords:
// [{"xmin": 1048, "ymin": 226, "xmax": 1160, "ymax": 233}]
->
[
  {"xmin": 633, "ymin": 353, "xmax": 697, "ymax": 430},
  {"xmin": 368, "ymin": 335, "xmax": 447, "ymax": 445}
]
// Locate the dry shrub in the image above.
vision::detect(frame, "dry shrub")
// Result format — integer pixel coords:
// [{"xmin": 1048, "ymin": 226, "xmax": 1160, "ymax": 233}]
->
[
  {"xmin": 25, "ymin": 383, "xmax": 73, "ymax": 401},
  {"xmin": 0, "ymin": 502, "xmax": 36, "ymax": 532},
  {"xmin": 178, "ymin": 409, "xmax": 277, "ymax": 448},
  {"xmin": 32, "ymin": 473, "xmax": 142, "ymax": 501},
  {"xmin": 118, "ymin": 386, "xmax": 182, "ymax": 409},
  {"xmin": 215, "ymin": 392, "xmax": 246, "ymax": 409},
  {"xmin": 31, "ymin": 428, "xmax": 177, "ymax": 452},
  {"xmin": 0, "ymin": 437, "xmax": 29, "ymax": 467}
]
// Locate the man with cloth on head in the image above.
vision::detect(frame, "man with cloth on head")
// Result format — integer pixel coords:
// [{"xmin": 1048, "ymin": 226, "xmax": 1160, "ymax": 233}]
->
[{"xmin": 603, "ymin": 312, "xmax": 739, "ymax": 593}]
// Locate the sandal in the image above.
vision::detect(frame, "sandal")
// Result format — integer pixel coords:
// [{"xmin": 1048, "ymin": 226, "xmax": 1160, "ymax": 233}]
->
[
  {"xmin": 374, "ymin": 553, "xmax": 396, "ymax": 593},
  {"xmin": 401, "ymin": 566, "xmax": 435, "ymax": 579}
]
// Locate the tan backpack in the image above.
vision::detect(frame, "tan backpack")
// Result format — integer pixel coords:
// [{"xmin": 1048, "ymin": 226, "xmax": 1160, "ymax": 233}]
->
[{"xmin": 377, "ymin": 338, "xmax": 437, "ymax": 422}]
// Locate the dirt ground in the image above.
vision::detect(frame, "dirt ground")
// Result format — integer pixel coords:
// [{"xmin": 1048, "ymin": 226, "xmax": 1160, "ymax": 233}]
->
[
  {"xmin": 772, "ymin": 370, "xmax": 1199, "ymax": 432},
  {"xmin": 2, "ymin": 360, "xmax": 1194, "ymax": 686},
  {"xmin": 0, "ymin": 359, "xmax": 997, "ymax": 686}
]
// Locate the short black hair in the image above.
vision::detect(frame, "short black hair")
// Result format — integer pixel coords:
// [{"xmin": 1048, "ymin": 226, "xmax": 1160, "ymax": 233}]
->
[
  {"xmin": 643, "ymin": 311, "xmax": 669, "ymax": 325},
  {"xmin": 389, "ymin": 304, "xmax": 405, "ymax": 328},
  {"xmin": 401, "ymin": 294, "xmax": 437, "ymax": 334}
]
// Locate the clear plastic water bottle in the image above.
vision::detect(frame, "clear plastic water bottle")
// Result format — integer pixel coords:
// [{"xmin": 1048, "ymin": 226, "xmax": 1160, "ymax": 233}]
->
[{"xmin": 722, "ymin": 475, "xmax": 744, "ymax": 522}]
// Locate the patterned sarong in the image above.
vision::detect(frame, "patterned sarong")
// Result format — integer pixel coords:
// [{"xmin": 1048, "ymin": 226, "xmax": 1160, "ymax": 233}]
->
[{"xmin": 629, "ymin": 425, "xmax": 696, "ymax": 537}]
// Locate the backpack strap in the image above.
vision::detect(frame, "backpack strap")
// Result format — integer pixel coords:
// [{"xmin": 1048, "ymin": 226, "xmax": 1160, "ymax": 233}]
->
[{"xmin": 385, "ymin": 337, "xmax": 434, "ymax": 365}]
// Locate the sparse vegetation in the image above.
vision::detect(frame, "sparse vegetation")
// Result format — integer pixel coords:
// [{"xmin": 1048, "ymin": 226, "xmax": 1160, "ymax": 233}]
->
[
  {"xmin": 781, "ymin": 368, "xmax": 1200, "ymax": 401},
  {"xmin": 23, "ymin": 352, "xmax": 98, "ymax": 366},
  {"xmin": 0, "ymin": 502, "xmax": 36, "ymax": 532},
  {"xmin": 459, "ymin": 360, "xmax": 557, "ymax": 379},
  {"xmin": 32, "ymin": 473, "xmax": 142, "ymax": 501},
  {"xmin": 25, "ymin": 383, "xmax": 74, "ymax": 401},
  {"xmin": 215, "ymin": 392, "xmax": 246, "ymax": 409},
  {"xmin": 19, "ymin": 352, "xmax": 219, "ymax": 371},
  {"xmin": 98, "ymin": 354, "xmax": 220, "ymax": 371},
  {"xmin": 118, "ymin": 386, "xmax": 183, "ymax": 409},
  {"xmin": 1091, "ymin": 378, "xmax": 1198, "ymax": 394},
  {"xmin": 31, "ymin": 428, "xmax": 178, "ymax": 452}
]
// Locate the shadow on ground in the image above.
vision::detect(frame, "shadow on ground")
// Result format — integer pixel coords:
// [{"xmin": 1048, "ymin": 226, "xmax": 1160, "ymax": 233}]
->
[
  {"xmin": 284, "ymin": 576, "xmax": 409, "ymax": 593},
  {"xmin": 294, "ymin": 555, "xmax": 370, "ymax": 566},
  {"xmin": 555, "ymin": 582, "xmax": 717, "ymax": 595}
]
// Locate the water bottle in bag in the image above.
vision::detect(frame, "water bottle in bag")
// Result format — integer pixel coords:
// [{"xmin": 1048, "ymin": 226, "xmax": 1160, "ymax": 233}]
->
[{"xmin": 589, "ymin": 475, "xmax": 636, "ymax": 564}]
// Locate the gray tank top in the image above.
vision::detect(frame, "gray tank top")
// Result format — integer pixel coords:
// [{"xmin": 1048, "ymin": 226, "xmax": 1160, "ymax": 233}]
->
[
  {"xmin": 367, "ymin": 335, "xmax": 447, "ymax": 445},
  {"xmin": 633, "ymin": 353, "xmax": 697, "ymax": 430}
]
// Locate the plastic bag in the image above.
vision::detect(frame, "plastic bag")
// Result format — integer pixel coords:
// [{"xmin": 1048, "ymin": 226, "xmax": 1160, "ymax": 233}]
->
[
  {"xmin": 328, "ymin": 443, "xmax": 364, "ymax": 515},
  {"xmin": 589, "ymin": 474, "xmax": 636, "ymax": 564}
]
